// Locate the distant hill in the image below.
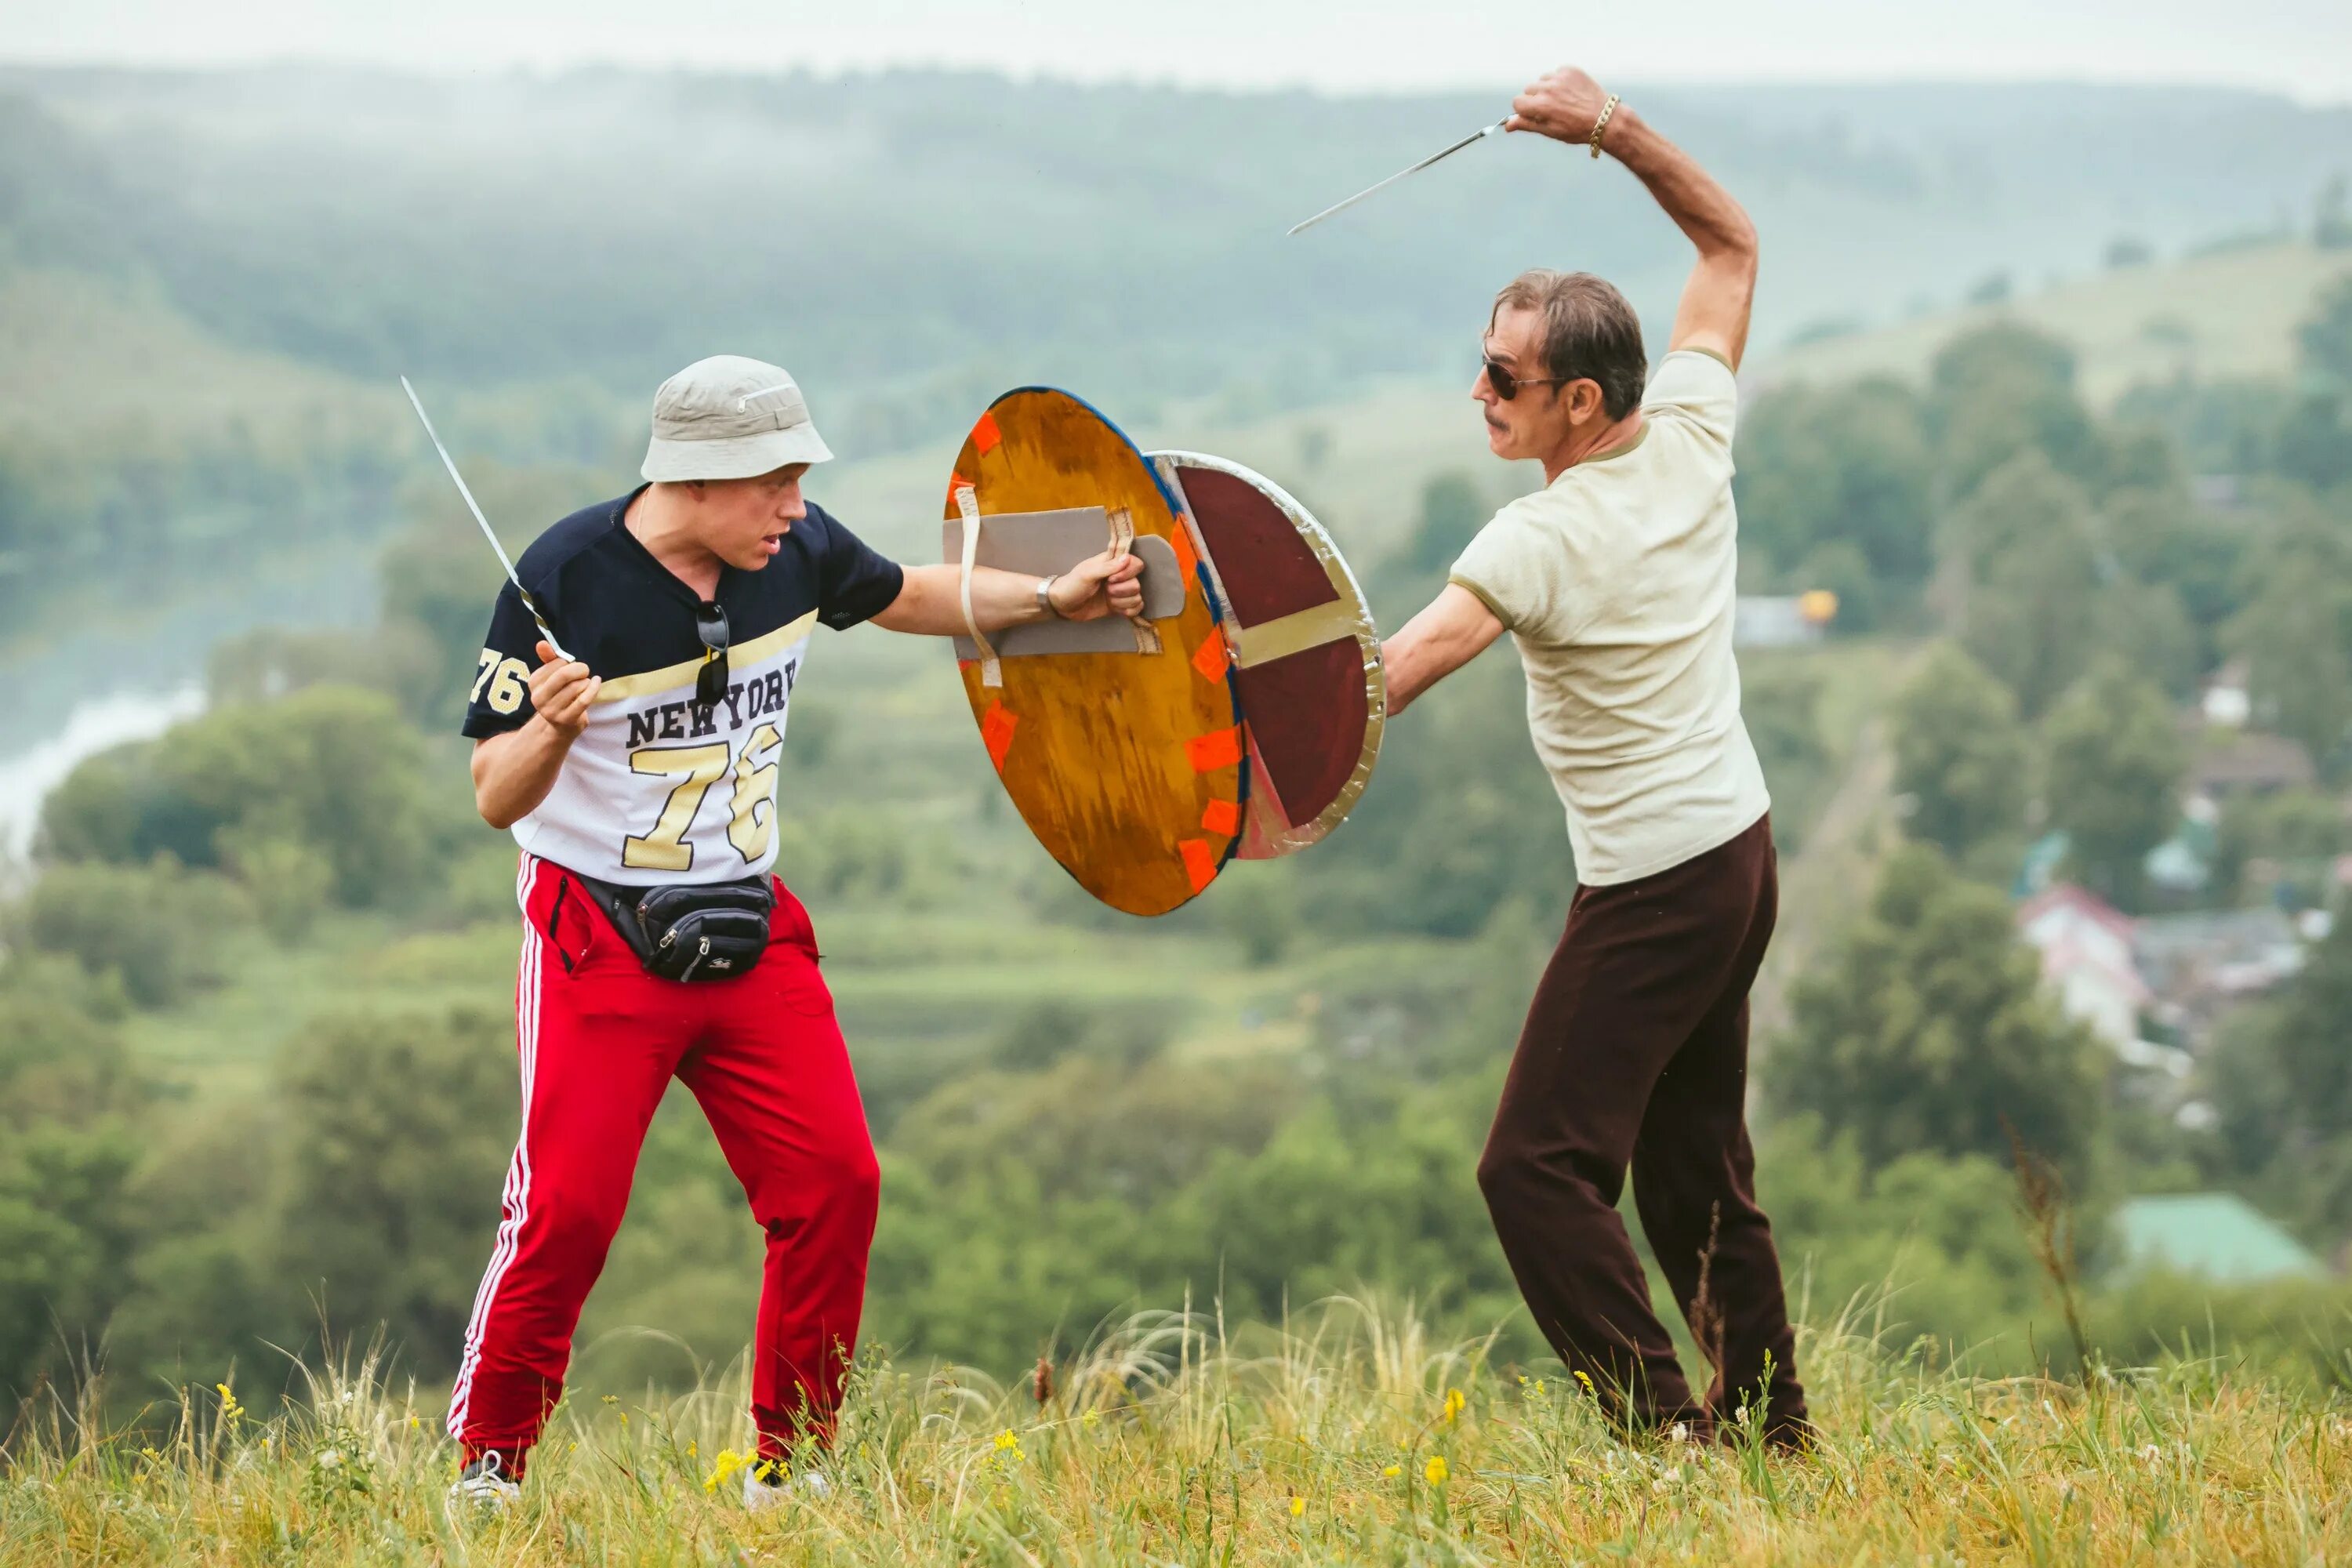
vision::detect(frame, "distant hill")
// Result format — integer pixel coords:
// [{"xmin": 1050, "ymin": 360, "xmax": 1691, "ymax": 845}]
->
[
  {"xmin": 1762, "ymin": 241, "xmax": 2352, "ymax": 405},
  {"xmin": 0, "ymin": 268, "xmax": 394, "ymax": 466}
]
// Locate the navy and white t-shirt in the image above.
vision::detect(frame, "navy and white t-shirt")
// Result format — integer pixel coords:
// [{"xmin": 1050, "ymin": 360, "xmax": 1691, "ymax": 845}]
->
[{"xmin": 463, "ymin": 486, "xmax": 903, "ymax": 884}]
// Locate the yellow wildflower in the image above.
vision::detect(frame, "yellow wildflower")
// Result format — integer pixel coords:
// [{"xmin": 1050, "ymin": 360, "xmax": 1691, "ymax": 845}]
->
[
  {"xmin": 1382, "ymin": 1464, "xmax": 1403, "ymax": 1479},
  {"xmin": 140, "ymin": 1446, "xmax": 162, "ymax": 1463},
  {"xmin": 688, "ymin": 1442, "xmax": 697, "ymax": 1458},
  {"xmin": 1534, "ymin": 1378, "xmax": 1547, "ymax": 1397},
  {"xmin": 407, "ymin": 1415, "xmax": 419, "ymax": 1430},
  {"xmin": 994, "ymin": 1428, "xmax": 1020, "ymax": 1451},
  {"xmin": 1290, "ymin": 1495, "xmax": 1305, "ymax": 1517},
  {"xmin": 215, "ymin": 1383, "xmax": 244, "ymax": 1424},
  {"xmin": 1442, "ymin": 1388, "xmax": 1465, "ymax": 1425},
  {"xmin": 1082, "ymin": 1409, "xmax": 1101, "ymax": 1428},
  {"xmin": 1574, "ymin": 1370, "xmax": 1595, "ymax": 1395},
  {"xmin": 1425, "ymin": 1456, "xmax": 1450, "ymax": 1486},
  {"xmin": 702, "ymin": 1447, "xmax": 750, "ymax": 1495}
]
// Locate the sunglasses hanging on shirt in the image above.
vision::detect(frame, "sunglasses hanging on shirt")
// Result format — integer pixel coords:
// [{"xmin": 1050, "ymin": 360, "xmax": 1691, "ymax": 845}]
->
[{"xmin": 694, "ymin": 600, "xmax": 731, "ymax": 710}]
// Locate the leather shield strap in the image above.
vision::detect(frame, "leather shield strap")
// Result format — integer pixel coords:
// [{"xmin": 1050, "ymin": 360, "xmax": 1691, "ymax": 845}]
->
[{"xmin": 955, "ymin": 481, "xmax": 1002, "ymax": 688}]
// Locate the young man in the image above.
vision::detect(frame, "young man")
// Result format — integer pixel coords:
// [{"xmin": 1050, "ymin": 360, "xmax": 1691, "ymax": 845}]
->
[
  {"xmin": 1381, "ymin": 68, "xmax": 1809, "ymax": 1446},
  {"xmin": 446, "ymin": 354, "xmax": 1142, "ymax": 1508}
]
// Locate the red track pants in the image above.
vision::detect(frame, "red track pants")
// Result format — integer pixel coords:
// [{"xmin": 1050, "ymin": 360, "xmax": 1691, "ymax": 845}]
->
[{"xmin": 446, "ymin": 855, "xmax": 880, "ymax": 1471}]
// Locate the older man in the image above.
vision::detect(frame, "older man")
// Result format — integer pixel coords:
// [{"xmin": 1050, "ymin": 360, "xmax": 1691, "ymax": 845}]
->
[
  {"xmin": 1382, "ymin": 67, "xmax": 1809, "ymax": 1446},
  {"xmin": 445, "ymin": 355, "xmax": 1143, "ymax": 1509}
]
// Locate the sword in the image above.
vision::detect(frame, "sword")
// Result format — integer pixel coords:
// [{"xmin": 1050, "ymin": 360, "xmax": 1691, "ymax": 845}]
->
[
  {"xmin": 1287, "ymin": 118, "xmax": 1510, "ymax": 236},
  {"xmin": 400, "ymin": 376, "xmax": 574, "ymax": 663}
]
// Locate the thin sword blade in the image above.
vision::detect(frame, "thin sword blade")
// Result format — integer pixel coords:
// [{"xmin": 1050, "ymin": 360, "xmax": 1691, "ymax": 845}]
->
[
  {"xmin": 1287, "ymin": 118, "xmax": 1508, "ymax": 236},
  {"xmin": 400, "ymin": 376, "xmax": 573, "ymax": 662}
]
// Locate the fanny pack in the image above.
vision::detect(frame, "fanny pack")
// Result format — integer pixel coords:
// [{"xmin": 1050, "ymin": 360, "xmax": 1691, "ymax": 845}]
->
[{"xmin": 569, "ymin": 872, "xmax": 774, "ymax": 982}]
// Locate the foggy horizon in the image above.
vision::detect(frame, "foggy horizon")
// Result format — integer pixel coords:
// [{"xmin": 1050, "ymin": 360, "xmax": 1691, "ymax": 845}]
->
[{"xmin": 5, "ymin": 0, "xmax": 2348, "ymax": 104}]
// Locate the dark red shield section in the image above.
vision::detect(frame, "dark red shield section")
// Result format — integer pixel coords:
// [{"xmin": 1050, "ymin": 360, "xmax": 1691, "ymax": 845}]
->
[{"xmin": 1150, "ymin": 452, "xmax": 1384, "ymax": 858}]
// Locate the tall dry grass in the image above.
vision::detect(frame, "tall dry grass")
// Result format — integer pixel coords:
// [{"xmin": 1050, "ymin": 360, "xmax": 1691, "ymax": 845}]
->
[{"xmin": 5, "ymin": 1295, "xmax": 2347, "ymax": 1565}]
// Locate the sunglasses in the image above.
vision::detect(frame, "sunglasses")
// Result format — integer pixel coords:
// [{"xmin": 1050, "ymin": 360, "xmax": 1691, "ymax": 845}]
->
[
  {"xmin": 694, "ymin": 599, "xmax": 731, "ymax": 709},
  {"xmin": 1480, "ymin": 347, "xmax": 1571, "ymax": 402}
]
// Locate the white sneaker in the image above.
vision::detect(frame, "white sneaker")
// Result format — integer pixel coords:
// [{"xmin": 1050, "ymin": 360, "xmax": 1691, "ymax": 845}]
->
[
  {"xmin": 743, "ymin": 1460, "xmax": 829, "ymax": 1512},
  {"xmin": 447, "ymin": 1452, "xmax": 521, "ymax": 1517}
]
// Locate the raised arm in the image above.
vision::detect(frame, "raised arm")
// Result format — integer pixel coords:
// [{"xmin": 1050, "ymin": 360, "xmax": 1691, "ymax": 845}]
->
[{"xmin": 1507, "ymin": 68, "xmax": 1760, "ymax": 370}]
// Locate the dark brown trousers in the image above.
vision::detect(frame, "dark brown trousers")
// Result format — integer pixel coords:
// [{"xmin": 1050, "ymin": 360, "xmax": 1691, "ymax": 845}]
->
[{"xmin": 1477, "ymin": 813, "xmax": 1809, "ymax": 1443}]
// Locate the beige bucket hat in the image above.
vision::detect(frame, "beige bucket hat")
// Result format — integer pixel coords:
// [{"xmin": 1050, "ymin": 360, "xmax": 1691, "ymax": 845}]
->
[{"xmin": 641, "ymin": 354, "xmax": 834, "ymax": 482}]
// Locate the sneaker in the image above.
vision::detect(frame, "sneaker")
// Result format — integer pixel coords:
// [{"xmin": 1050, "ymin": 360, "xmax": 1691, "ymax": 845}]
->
[
  {"xmin": 447, "ymin": 1452, "xmax": 521, "ymax": 1516},
  {"xmin": 742, "ymin": 1459, "xmax": 829, "ymax": 1512}
]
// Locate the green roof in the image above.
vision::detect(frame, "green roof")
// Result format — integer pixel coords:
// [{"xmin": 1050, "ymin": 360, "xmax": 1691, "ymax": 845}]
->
[{"xmin": 2112, "ymin": 1194, "xmax": 2328, "ymax": 1283}]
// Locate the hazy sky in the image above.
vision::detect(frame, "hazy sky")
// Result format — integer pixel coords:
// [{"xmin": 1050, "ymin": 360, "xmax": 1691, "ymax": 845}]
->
[{"xmin": 5, "ymin": 0, "xmax": 2347, "ymax": 103}]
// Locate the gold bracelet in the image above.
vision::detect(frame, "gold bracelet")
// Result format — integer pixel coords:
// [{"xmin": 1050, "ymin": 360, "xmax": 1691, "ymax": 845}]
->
[{"xmin": 1589, "ymin": 94, "xmax": 1620, "ymax": 159}]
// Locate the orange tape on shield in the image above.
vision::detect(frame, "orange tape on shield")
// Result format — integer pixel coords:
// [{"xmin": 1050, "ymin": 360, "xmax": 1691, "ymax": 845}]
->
[
  {"xmin": 971, "ymin": 412, "xmax": 1003, "ymax": 456},
  {"xmin": 981, "ymin": 700, "xmax": 1018, "ymax": 772},
  {"xmin": 1185, "ymin": 725, "xmax": 1243, "ymax": 773},
  {"xmin": 1190, "ymin": 626, "xmax": 1229, "ymax": 684},
  {"xmin": 1178, "ymin": 837, "xmax": 1218, "ymax": 894}
]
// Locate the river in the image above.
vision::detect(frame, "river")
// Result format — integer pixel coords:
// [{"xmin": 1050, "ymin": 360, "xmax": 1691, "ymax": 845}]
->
[{"xmin": 0, "ymin": 545, "xmax": 379, "ymax": 883}]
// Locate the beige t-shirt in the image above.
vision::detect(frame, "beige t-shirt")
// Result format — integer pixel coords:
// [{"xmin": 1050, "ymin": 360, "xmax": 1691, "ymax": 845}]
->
[{"xmin": 1449, "ymin": 348, "xmax": 1769, "ymax": 886}]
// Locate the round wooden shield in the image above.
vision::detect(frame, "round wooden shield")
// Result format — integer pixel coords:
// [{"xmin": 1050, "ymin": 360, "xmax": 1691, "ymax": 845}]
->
[
  {"xmin": 944, "ymin": 390, "xmax": 1247, "ymax": 916},
  {"xmin": 1149, "ymin": 452, "xmax": 1384, "ymax": 859}
]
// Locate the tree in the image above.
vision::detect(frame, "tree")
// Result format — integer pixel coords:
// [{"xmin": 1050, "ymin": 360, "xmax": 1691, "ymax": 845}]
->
[
  {"xmin": 1928, "ymin": 323, "xmax": 2106, "ymax": 501},
  {"xmin": 2212, "ymin": 786, "xmax": 2344, "ymax": 902},
  {"xmin": 2041, "ymin": 659, "xmax": 2187, "ymax": 910},
  {"xmin": 2104, "ymin": 485, "xmax": 2248, "ymax": 663},
  {"xmin": 2227, "ymin": 493, "xmax": 2352, "ymax": 772},
  {"xmin": 8, "ymin": 860, "xmax": 252, "ymax": 1009},
  {"xmin": 2318, "ymin": 174, "xmax": 2352, "ymax": 252},
  {"xmin": 1733, "ymin": 377, "xmax": 1933, "ymax": 619},
  {"xmin": 0, "ymin": 969, "xmax": 142, "ymax": 1409},
  {"xmin": 1767, "ymin": 844, "xmax": 2107, "ymax": 1176},
  {"xmin": 2281, "ymin": 274, "xmax": 2352, "ymax": 489},
  {"xmin": 38, "ymin": 686, "xmax": 441, "ymax": 909},
  {"xmin": 1370, "ymin": 470, "xmax": 1491, "ymax": 622},
  {"xmin": 1889, "ymin": 642, "xmax": 2030, "ymax": 857},
  {"xmin": 1946, "ymin": 453, "xmax": 2105, "ymax": 717},
  {"xmin": 1740, "ymin": 658, "xmax": 1831, "ymax": 849},
  {"xmin": 270, "ymin": 1009, "xmax": 517, "ymax": 1372},
  {"xmin": 2298, "ymin": 272, "xmax": 2352, "ymax": 384},
  {"xmin": 2273, "ymin": 394, "xmax": 2352, "ymax": 492},
  {"xmin": 2089, "ymin": 577, "xmax": 2200, "ymax": 702},
  {"xmin": 1217, "ymin": 862, "xmax": 1299, "ymax": 967},
  {"xmin": 2209, "ymin": 911, "xmax": 2352, "ymax": 1237}
]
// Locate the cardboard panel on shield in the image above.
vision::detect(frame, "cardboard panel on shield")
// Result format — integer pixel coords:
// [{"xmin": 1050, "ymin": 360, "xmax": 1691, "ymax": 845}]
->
[{"xmin": 1149, "ymin": 452, "xmax": 1384, "ymax": 859}]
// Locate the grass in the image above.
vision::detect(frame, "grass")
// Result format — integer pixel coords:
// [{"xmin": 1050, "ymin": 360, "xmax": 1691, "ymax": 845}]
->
[{"xmin": 7, "ymin": 1299, "xmax": 2348, "ymax": 1566}]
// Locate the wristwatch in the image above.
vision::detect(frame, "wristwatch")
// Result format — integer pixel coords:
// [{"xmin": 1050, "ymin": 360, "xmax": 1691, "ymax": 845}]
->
[{"xmin": 1037, "ymin": 575, "xmax": 1062, "ymax": 619}]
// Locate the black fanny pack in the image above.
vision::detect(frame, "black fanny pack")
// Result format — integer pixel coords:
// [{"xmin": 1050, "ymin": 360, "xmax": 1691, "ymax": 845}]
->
[{"xmin": 571, "ymin": 872, "xmax": 774, "ymax": 982}]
